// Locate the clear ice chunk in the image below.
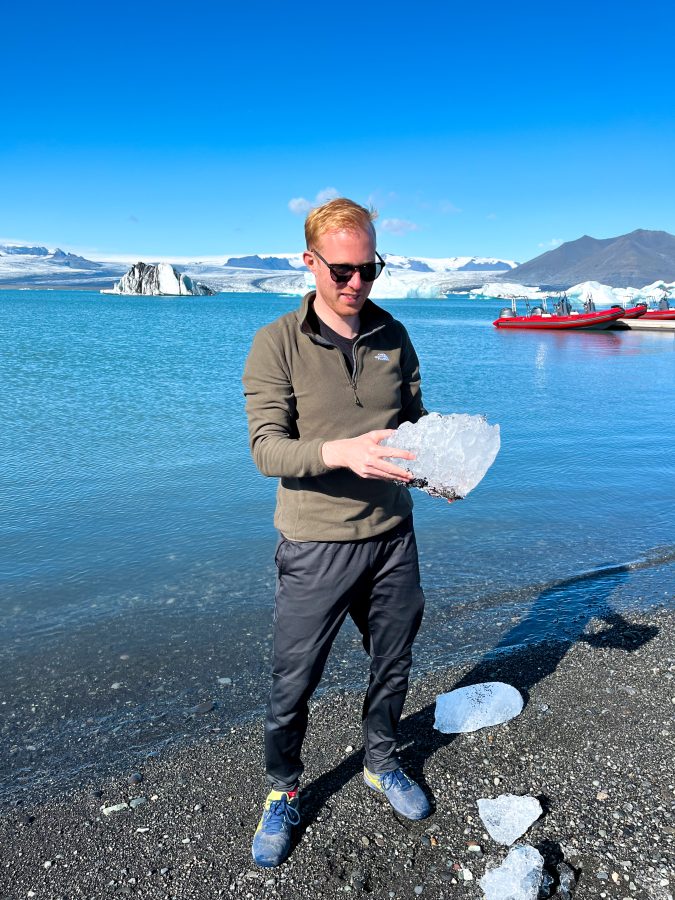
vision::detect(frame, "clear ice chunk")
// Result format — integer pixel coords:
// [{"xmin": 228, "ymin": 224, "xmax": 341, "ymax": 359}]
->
[
  {"xmin": 479, "ymin": 845, "xmax": 545, "ymax": 900},
  {"xmin": 477, "ymin": 794, "xmax": 543, "ymax": 845},
  {"xmin": 381, "ymin": 412, "xmax": 500, "ymax": 500},
  {"xmin": 433, "ymin": 682, "xmax": 523, "ymax": 734}
]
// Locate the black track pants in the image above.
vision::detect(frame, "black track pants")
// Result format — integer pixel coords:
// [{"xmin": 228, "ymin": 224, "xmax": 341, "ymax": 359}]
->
[{"xmin": 265, "ymin": 515, "xmax": 425, "ymax": 791}]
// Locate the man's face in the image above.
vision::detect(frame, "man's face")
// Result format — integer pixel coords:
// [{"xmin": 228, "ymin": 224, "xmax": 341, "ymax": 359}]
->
[{"xmin": 303, "ymin": 228, "xmax": 377, "ymax": 319}]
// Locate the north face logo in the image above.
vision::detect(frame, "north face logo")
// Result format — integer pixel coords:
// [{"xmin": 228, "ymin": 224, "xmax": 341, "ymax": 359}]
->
[{"xmin": 374, "ymin": 353, "xmax": 390, "ymax": 361}]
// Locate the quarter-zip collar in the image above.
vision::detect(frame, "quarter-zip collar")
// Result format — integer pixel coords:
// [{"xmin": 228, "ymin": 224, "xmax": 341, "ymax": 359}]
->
[
  {"xmin": 297, "ymin": 291, "xmax": 393, "ymax": 344},
  {"xmin": 297, "ymin": 291, "xmax": 391, "ymax": 406}
]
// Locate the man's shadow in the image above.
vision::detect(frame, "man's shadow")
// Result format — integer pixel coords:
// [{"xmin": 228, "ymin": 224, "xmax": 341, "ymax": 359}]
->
[{"xmin": 298, "ymin": 561, "xmax": 658, "ymax": 832}]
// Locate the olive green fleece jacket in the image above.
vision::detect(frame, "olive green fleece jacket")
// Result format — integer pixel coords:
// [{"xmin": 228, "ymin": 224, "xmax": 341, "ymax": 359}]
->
[{"xmin": 242, "ymin": 291, "xmax": 426, "ymax": 541}]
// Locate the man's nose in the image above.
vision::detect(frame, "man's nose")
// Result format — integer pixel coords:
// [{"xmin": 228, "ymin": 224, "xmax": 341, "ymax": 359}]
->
[{"xmin": 348, "ymin": 270, "xmax": 362, "ymax": 288}]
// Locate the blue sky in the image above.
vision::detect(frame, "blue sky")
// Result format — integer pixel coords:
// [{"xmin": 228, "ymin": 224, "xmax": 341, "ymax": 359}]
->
[{"xmin": 2, "ymin": 0, "xmax": 675, "ymax": 262}]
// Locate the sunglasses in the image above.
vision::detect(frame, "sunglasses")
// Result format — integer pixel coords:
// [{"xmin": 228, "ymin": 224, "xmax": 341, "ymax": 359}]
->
[{"xmin": 311, "ymin": 248, "xmax": 386, "ymax": 284}]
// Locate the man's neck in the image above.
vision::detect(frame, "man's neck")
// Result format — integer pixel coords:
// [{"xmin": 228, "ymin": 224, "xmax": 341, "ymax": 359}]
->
[{"xmin": 313, "ymin": 293, "xmax": 360, "ymax": 338}]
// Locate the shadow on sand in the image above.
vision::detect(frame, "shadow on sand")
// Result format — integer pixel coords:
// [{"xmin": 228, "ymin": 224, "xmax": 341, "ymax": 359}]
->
[{"xmin": 299, "ymin": 560, "xmax": 658, "ymax": 842}]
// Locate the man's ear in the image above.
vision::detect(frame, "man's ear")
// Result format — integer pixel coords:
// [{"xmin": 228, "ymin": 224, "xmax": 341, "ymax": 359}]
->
[{"xmin": 302, "ymin": 249, "xmax": 316, "ymax": 271}]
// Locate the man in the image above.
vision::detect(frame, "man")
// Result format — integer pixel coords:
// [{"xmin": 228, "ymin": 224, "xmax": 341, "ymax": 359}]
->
[{"xmin": 243, "ymin": 198, "xmax": 430, "ymax": 868}]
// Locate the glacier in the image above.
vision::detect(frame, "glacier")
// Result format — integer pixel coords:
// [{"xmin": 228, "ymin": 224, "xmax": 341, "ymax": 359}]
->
[
  {"xmin": 0, "ymin": 243, "xmax": 516, "ymax": 296},
  {"xmin": 381, "ymin": 413, "xmax": 500, "ymax": 501}
]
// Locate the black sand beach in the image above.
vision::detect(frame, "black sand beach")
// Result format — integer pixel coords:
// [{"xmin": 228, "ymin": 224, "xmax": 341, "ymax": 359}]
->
[{"xmin": 2, "ymin": 608, "xmax": 674, "ymax": 899}]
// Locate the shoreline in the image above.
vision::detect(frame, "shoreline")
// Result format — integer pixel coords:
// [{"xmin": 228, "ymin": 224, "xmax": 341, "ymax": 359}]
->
[{"xmin": 2, "ymin": 609, "xmax": 673, "ymax": 899}]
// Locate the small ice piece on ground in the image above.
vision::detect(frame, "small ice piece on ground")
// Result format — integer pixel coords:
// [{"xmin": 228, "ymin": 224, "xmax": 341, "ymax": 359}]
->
[
  {"xmin": 381, "ymin": 412, "xmax": 500, "ymax": 500},
  {"xmin": 479, "ymin": 845, "xmax": 544, "ymax": 900},
  {"xmin": 477, "ymin": 794, "xmax": 543, "ymax": 845},
  {"xmin": 434, "ymin": 682, "xmax": 524, "ymax": 733}
]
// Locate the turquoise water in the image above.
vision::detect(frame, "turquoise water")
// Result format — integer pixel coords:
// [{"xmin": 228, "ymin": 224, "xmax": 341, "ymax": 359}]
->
[{"xmin": 1, "ymin": 290, "xmax": 674, "ymax": 798}]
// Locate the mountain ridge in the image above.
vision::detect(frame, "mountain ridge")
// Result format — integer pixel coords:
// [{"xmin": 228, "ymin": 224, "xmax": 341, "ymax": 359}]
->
[{"xmin": 506, "ymin": 229, "xmax": 675, "ymax": 288}]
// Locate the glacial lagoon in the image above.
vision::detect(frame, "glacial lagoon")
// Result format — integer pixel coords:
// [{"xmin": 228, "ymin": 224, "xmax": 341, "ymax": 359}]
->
[{"xmin": 1, "ymin": 289, "xmax": 674, "ymax": 800}]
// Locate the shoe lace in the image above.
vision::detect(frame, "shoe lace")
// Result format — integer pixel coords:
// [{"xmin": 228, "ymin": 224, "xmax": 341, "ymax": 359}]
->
[
  {"xmin": 264, "ymin": 795, "xmax": 300, "ymax": 833},
  {"xmin": 381, "ymin": 769, "xmax": 412, "ymax": 792}
]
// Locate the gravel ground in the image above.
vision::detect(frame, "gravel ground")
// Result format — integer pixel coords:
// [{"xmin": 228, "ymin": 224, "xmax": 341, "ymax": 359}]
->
[{"xmin": 2, "ymin": 609, "xmax": 674, "ymax": 900}]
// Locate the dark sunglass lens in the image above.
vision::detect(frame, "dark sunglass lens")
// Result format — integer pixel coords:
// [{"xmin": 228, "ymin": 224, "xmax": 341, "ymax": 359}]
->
[
  {"xmin": 330, "ymin": 265, "xmax": 354, "ymax": 283},
  {"xmin": 359, "ymin": 262, "xmax": 381, "ymax": 282}
]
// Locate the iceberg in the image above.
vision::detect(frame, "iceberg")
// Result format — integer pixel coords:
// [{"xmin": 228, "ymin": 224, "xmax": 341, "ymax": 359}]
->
[
  {"xmin": 479, "ymin": 845, "xmax": 544, "ymax": 900},
  {"xmin": 477, "ymin": 795, "xmax": 543, "ymax": 845},
  {"xmin": 472, "ymin": 279, "xmax": 675, "ymax": 308},
  {"xmin": 381, "ymin": 413, "xmax": 500, "ymax": 501},
  {"xmin": 103, "ymin": 262, "xmax": 216, "ymax": 296},
  {"xmin": 434, "ymin": 682, "xmax": 523, "ymax": 734}
]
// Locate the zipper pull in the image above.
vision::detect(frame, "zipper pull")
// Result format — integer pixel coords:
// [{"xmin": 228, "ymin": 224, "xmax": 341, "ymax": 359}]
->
[{"xmin": 352, "ymin": 382, "xmax": 362, "ymax": 406}]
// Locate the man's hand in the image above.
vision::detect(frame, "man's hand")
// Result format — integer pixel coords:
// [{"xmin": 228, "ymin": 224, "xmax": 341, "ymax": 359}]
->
[{"xmin": 321, "ymin": 430, "xmax": 415, "ymax": 481}]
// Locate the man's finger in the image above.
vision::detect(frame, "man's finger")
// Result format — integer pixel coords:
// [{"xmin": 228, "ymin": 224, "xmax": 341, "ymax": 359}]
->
[
  {"xmin": 375, "ymin": 444, "xmax": 416, "ymax": 461},
  {"xmin": 368, "ymin": 429, "xmax": 396, "ymax": 442}
]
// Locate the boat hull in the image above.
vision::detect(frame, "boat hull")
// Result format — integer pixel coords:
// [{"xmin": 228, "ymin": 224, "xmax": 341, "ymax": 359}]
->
[
  {"xmin": 640, "ymin": 308, "xmax": 675, "ymax": 320},
  {"xmin": 493, "ymin": 308, "xmax": 625, "ymax": 330}
]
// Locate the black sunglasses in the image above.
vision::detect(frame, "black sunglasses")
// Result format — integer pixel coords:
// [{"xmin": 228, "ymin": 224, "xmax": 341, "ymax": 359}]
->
[{"xmin": 311, "ymin": 248, "xmax": 386, "ymax": 284}]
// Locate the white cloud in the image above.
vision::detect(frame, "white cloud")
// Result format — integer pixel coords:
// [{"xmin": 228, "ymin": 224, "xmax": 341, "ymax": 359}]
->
[
  {"xmin": 440, "ymin": 201, "xmax": 461, "ymax": 214},
  {"xmin": 380, "ymin": 218, "xmax": 420, "ymax": 236},
  {"xmin": 538, "ymin": 238, "xmax": 563, "ymax": 248},
  {"xmin": 288, "ymin": 187, "xmax": 341, "ymax": 215},
  {"xmin": 315, "ymin": 186, "xmax": 340, "ymax": 204},
  {"xmin": 288, "ymin": 197, "xmax": 313, "ymax": 215}
]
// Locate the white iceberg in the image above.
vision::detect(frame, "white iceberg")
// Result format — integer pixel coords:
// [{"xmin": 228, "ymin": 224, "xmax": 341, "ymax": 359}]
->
[
  {"xmin": 479, "ymin": 845, "xmax": 544, "ymax": 900},
  {"xmin": 434, "ymin": 682, "xmax": 523, "ymax": 734},
  {"xmin": 477, "ymin": 795, "xmax": 543, "ymax": 845},
  {"xmin": 103, "ymin": 261, "xmax": 215, "ymax": 296},
  {"xmin": 381, "ymin": 413, "xmax": 500, "ymax": 501},
  {"xmin": 472, "ymin": 278, "xmax": 675, "ymax": 308}
]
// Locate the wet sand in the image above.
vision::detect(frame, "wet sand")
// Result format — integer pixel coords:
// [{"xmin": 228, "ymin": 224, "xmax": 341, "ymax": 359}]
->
[{"xmin": 2, "ymin": 608, "xmax": 674, "ymax": 899}]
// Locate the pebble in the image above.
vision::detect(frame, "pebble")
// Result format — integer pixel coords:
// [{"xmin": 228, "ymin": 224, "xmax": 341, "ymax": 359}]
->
[
  {"xmin": 110, "ymin": 682, "xmax": 122, "ymax": 690},
  {"xmin": 360, "ymin": 836, "xmax": 370, "ymax": 847},
  {"xmin": 414, "ymin": 887, "xmax": 423, "ymax": 895},
  {"xmin": 460, "ymin": 868, "xmax": 474, "ymax": 881},
  {"xmin": 129, "ymin": 797, "xmax": 147, "ymax": 809},
  {"xmin": 101, "ymin": 803, "xmax": 129, "ymax": 816},
  {"xmin": 596, "ymin": 791, "xmax": 609, "ymax": 801},
  {"xmin": 128, "ymin": 772, "xmax": 143, "ymax": 785},
  {"xmin": 190, "ymin": 700, "xmax": 216, "ymax": 715},
  {"xmin": 135, "ymin": 827, "xmax": 150, "ymax": 834},
  {"xmin": 345, "ymin": 745, "xmax": 354, "ymax": 753},
  {"xmin": 467, "ymin": 841, "xmax": 482, "ymax": 853},
  {"xmin": 44, "ymin": 861, "xmax": 52, "ymax": 869},
  {"xmin": 217, "ymin": 677, "xmax": 232, "ymax": 686}
]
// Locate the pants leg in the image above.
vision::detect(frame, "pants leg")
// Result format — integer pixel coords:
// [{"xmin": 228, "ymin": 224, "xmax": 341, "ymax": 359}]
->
[
  {"xmin": 349, "ymin": 517, "xmax": 425, "ymax": 774},
  {"xmin": 265, "ymin": 536, "xmax": 370, "ymax": 791}
]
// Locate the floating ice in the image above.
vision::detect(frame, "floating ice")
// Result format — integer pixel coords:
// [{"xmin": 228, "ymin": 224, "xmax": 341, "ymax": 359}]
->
[
  {"xmin": 477, "ymin": 794, "xmax": 543, "ymax": 845},
  {"xmin": 479, "ymin": 845, "xmax": 544, "ymax": 900},
  {"xmin": 381, "ymin": 412, "xmax": 500, "ymax": 500},
  {"xmin": 434, "ymin": 682, "xmax": 523, "ymax": 734},
  {"xmin": 105, "ymin": 262, "xmax": 215, "ymax": 296}
]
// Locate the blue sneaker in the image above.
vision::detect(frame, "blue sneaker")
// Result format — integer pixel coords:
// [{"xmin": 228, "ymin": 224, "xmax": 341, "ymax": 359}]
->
[
  {"xmin": 364, "ymin": 766, "xmax": 431, "ymax": 820},
  {"xmin": 251, "ymin": 790, "xmax": 301, "ymax": 867}
]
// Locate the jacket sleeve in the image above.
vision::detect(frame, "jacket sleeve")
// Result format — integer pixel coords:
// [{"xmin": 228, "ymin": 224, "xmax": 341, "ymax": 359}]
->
[
  {"xmin": 242, "ymin": 327, "xmax": 331, "ymax": 478},
  {"xmin": 398, "ymin": 324, "xmax": 427, "ymax": 424}
]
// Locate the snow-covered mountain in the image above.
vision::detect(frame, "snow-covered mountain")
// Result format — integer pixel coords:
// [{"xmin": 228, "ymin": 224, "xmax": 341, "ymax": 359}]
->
[
  {"xmin": 0, "ymin": 243, "xmax": 517, "ymax": 297},
  {"xmin": 0, "ymin": 244, "xmax": 126, "ymax": 286}
]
